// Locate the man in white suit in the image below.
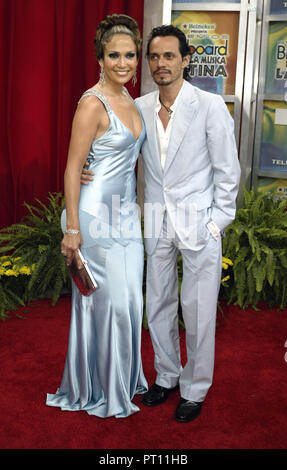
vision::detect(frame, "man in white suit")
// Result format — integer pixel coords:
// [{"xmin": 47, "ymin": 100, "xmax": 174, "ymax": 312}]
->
[
  {"xmin": 82, "ymin": 24, "xmax": 241, "ymax": 422},
  {"xmin": 135, "ymin": 25, "xmax": 241, "ymax": 422}
]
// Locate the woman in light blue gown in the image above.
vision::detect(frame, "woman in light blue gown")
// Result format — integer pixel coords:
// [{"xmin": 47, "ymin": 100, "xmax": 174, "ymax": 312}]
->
[{"xmin": 46, "ymin": 14, "xmax": 148, "ymax": 418}]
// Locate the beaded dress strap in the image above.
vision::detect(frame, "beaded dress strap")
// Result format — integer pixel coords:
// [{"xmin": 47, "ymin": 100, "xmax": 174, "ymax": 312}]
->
[{"xmin": 78, "ymin": 88, "xmax": 111, "ymax": 112}]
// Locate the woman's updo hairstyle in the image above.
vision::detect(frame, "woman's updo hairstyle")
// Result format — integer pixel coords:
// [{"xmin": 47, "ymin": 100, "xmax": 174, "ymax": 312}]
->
[{"xmin": 94, "ymin": 14, "xmax": 141, "ymax": 60}]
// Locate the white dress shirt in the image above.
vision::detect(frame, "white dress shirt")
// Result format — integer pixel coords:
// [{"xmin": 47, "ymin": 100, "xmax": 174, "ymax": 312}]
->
[{"xmin": 155, "ymin": 84, "xmax": 184, "ymax": 169}]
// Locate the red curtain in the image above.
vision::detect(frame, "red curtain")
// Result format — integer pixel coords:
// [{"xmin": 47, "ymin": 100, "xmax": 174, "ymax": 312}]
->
[{"xmin": 0, "ymin": 0, "xmax": 144, "ymax": 228}]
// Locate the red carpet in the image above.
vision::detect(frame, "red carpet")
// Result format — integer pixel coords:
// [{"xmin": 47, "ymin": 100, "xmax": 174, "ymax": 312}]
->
[{"xmin": 0, "ymin": 295, "xmax": 286, "ymax": 452}]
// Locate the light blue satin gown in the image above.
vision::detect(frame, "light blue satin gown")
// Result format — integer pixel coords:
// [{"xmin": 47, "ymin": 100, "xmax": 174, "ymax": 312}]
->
[{"xmin": 46, "ymin": 88, "xmax": 148, "ymax": 418}]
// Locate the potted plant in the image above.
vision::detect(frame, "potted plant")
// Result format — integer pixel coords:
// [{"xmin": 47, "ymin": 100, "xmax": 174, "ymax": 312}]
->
[
  {"xmin": 221, "ymin": 188, "xmax": 287, "ymax": 309},
  {"xmin": 0, "ymin": 193, "xmax": 70, "ymax": 319}
]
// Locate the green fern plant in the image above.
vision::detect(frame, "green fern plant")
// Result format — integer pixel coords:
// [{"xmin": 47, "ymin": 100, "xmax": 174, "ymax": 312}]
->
[
  {"xmin": 0, "ymin": 192, "xmax": 70, "ymax": 319},
  {"xmin": 221, "ymin": 188, "xmax": 287, "ymax": 309}
]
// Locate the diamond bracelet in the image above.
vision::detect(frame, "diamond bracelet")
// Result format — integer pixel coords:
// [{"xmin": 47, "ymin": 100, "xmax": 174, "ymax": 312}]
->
[{"xmin": 65, "ymin": 229, "xmax": 80, "ymax": 236}]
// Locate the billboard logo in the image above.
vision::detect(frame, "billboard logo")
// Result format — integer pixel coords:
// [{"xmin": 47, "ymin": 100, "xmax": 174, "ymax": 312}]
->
[
  {"xmin": 276, "ymin": 42, "xmax": 287, "ymax": 80},
  {"xmin": 190, "ymin": 40, "xmax": 229, "ymax": 56},
  {"xmin": 276, "ymin": 43, "xmax": 287, "ymax": 59},
  {"xmin": 188, "ymin": 39, "xmax": 229, "ymax": 78}
]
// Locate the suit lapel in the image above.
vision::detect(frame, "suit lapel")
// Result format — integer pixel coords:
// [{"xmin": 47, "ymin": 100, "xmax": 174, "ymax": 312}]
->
[
  {"xmin": 164, "ymin": 81, "xmax": 199, "ymax": 173},
  {"xmin": 141, "ymin": 93, "xmax": 162, "ymax": 175}
]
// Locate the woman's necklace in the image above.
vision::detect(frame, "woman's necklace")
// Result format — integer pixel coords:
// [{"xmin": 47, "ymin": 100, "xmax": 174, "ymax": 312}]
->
[{"xmin": 159, "ymin": 97, "xmax": 173, "ymax": 119}]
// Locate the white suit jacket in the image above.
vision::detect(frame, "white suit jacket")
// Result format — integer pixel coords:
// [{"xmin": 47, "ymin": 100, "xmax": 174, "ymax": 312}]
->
[{"xmin": 135, "ymin": 80, "xmax": 241, "ymax": 255}]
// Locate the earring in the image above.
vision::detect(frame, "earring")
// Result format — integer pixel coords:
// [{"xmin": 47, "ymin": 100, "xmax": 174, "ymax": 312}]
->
[
  {"xmin": 132, "ymin": 71, "xmax": 137, "ymax": 87},
  {"xmin": 99, "ymin": 66, "xmax": 105, "ymax": 87}
]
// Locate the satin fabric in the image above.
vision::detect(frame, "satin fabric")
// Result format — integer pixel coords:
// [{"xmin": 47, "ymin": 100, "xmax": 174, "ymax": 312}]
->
[{"xmin": 46, "ymin": 88, "xmax": 148, "ymax": 418}]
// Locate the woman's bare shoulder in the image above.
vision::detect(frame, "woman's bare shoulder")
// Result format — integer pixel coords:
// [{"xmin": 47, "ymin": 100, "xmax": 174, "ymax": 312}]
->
[{"xmin": 77, "ymin": 92, "xmax": 105, "ymax": 113}]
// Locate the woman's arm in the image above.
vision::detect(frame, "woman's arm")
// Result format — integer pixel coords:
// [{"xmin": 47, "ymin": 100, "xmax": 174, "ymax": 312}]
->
[{"xmin": 61, "ymin": 97, "xmax": 102, "ymax": 266}]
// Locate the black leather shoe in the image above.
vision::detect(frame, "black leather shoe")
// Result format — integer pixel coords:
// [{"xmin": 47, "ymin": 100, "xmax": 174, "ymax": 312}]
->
[
  {"xmin": 175, "ymin": 398, "xmax": 202, "ymax": 422},
  {"xmin": 142, "ymin": 383, "xmax": 179, "ymax": 406}
]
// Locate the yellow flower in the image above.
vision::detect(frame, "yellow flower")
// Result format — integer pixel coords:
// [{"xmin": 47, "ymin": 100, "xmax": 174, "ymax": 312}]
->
[
  {"xmin": 1, "ymin": 261, "xmax": 11, "ymax": 267},
  {"xmin": 221, "ymin": 275, "xmax": 230, "ymax": 283},
  {"xmin": 19, "ymin": 266, "xmax": 31, "ymax": 275},
  {"xmin": 222, "ymin": 257, "xmax": 233, "ymax": 266},
  {"xmin": 0, "ymin": 254, "xmax": 34, "ymax": 276},
  {"xmin": 0, "ymin": 253, "xmax": 34, "ymax": 278},
  {"xmin": 5, "ymin": 269, "xmax": 18, "ymax": 277}
]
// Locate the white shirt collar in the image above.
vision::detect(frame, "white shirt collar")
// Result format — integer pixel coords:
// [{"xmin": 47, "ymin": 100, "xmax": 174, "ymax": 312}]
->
[{"xmin": 155, "ymin": 82, "xmax": 184, "ymax": 113}]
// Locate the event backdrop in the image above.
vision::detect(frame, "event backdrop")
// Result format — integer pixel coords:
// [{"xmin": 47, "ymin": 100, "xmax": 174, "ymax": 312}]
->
[
  {"xmin": 0, "ymin": 0, "xmax": 144, "ymax": 228},
  {"xmin": 171, "ymin": 9, "xmax": 239, "ymax": 95}
]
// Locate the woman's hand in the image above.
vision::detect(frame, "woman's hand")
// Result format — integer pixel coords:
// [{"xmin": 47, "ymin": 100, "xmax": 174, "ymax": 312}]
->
[{"xmin": 61, "ymin": 233, "xmax": 82, "ymax": 267}]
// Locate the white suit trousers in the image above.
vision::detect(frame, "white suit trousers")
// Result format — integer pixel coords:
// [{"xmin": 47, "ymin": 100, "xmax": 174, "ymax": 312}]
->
[{"xmin": 145, "ymin": 213, "xmax": 222, "ymax": 402}]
